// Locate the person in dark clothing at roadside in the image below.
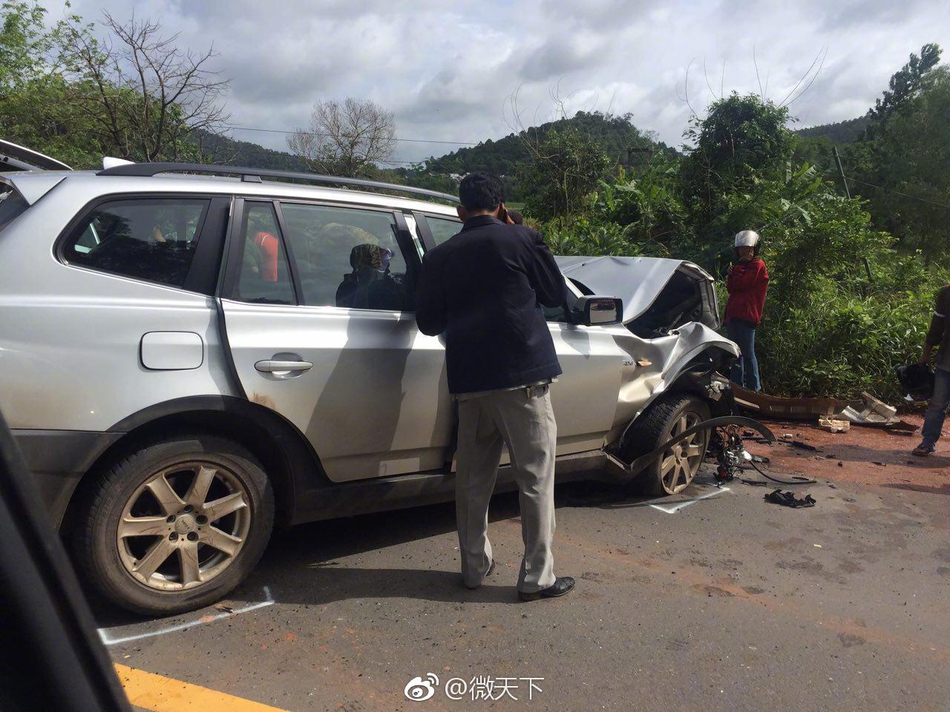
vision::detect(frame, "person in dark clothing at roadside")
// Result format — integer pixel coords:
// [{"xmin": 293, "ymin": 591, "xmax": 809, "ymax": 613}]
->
[
  {"xmin": 912, "ymin": 284, "xmax": 950, "ymax": 456},
  {"xmin": 724, "ymin": 230, "xmax": 769, "ymax": 391},
  {"xmin": 415, "ymin": 172, "xmax": 574, "ymax": 602}
]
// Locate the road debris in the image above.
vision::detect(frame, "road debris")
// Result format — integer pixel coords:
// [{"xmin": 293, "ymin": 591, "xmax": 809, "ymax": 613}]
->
[
  {"xmin": 764, "ymin": 489, "xmax": 816, "ymax": 508},
  {"xmin": 837, "ymin": 392, "xmax": 900, "ymax": 427},
  {"xmin": 818, "ymin": 417, "xmax": 850, "ymax": 433}
]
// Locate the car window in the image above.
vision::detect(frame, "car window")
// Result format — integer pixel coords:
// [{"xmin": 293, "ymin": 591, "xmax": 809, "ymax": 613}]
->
[
  {"xmin": 0, "ymin": 187, "xmax": 29, "ymax": 235},
  {"xmin": 426, "ymin": 215, "xmax": 462, "ymax": 246},
  {"xmin": 61, "ymin": 198, "xmax": 209, "ymax": 288},
  {"xmin": 233, "ymin": 202, "xmax": 295, "ymax": 305},
  {"xmin": 279, "ymin": 203, "xmax": 409, "ymax": 311}
]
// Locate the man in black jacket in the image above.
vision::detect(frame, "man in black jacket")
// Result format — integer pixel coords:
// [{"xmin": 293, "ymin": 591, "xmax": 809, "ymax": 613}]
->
[{"xmin": 416, "ymin": 172, "xmax": 574, "ymax": 601}]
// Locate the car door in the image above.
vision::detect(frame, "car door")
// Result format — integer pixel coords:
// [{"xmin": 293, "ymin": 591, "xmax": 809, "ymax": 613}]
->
[
  {"xmin": 219, "ymin": 199, "xmax": 453, "ymax": 483},
  {"xmin": 418, "ymin": 213, "xmax": 626, "ymax": 457}
]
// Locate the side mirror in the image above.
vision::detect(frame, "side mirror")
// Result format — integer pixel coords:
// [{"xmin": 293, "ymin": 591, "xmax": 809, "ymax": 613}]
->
[{"xmin": 571, "ymin": 296, "xmax": 623, "ymax": 326}]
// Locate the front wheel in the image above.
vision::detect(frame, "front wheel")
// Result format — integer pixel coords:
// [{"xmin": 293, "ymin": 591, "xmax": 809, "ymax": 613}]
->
[
  {"xmin": 622, "ymin": 395, "xmax": 711, "ymax": 495},
  {"xmin": 72, "ymin": 434, "xmax": 274, "ymax": 616}
]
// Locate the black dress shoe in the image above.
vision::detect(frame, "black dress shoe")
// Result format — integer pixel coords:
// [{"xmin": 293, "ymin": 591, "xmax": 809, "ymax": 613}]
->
[
  {"xmin": 464, "ymin": 559, "xmax": 495, "ymax": 590},
  {"xmin": 518, "ymin": 576, "xmax": 575, "ymax": 601}
]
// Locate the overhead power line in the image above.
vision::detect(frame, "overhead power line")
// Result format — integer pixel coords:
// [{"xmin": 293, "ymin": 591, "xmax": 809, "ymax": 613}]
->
[
  {"xmin": 226, "ymin": 125, "xmax": 479, "ymax": 146},
  {"xmin": 847, "ymin": 177, "xmax": 950, "ymax": 211}
]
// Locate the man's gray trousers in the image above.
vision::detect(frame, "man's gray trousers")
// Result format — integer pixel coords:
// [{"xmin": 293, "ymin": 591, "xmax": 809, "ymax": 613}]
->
[{"xmin": 455, "ymin": 384, "xmax": 557, "ymax": 592}]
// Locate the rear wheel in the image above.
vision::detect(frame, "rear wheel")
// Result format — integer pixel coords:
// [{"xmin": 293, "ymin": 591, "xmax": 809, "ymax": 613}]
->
[
  {"xmin": 623, "ymin": 395, "xmax": 711, "ymax": 495},
  {"xmin": 73, "ymin": 434, "xmax": 274, "ymax": 616}
]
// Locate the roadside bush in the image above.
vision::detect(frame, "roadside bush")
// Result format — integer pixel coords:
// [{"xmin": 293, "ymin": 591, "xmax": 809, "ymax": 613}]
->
[
  {"xmin": 756, "ymin": 275, "xmax": 939, "ymax": 401},
  {"xmin": 540, "ymin": 217, "xmax": 670, "ymax": 258}
]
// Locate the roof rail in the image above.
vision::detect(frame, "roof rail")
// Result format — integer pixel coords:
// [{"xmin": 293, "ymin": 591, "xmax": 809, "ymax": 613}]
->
[{"xmin": 96, "ymin": 162, "xmax": 458, "ymax": 203}]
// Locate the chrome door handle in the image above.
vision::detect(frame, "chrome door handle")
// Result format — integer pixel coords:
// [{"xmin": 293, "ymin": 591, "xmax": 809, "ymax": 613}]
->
[{"xmin": 254, "ymin": 359, "xmax": 313, "ymax": 373}]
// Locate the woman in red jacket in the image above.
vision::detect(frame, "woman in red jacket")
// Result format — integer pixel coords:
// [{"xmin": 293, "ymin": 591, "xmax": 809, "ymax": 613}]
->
[{"xmin": 725, "ymin": 230, "xmax": 769, "ymax": 391}]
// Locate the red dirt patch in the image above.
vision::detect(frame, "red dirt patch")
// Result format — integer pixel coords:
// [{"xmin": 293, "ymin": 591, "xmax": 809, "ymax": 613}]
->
[{"xmin": 743, "ymin": 414, "xmax": 950, "ymax": 493}]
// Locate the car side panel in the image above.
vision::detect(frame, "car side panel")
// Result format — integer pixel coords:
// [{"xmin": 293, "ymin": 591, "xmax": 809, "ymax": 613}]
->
[
  {"xmin": 0, "ymin": 185, "xmax": 237, "ymax": 433},
  {"xmin": 547, "ymin": 322, "xmax": 628, "ymax": 453},
  {"xmin": 219, "ymin": 302, "xmax": 454, "ymax": 482}
]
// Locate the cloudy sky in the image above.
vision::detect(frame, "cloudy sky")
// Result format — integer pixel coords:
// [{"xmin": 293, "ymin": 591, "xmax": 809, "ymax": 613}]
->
[{"xmin": 44, "ymin": 0, "xmax": 950, "ymax": 165}]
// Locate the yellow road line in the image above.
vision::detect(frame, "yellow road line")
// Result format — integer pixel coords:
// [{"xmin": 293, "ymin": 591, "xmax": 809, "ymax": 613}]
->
[{"xmin": 114, "ymin": 664, "xmax": 290, "ymax": 712}]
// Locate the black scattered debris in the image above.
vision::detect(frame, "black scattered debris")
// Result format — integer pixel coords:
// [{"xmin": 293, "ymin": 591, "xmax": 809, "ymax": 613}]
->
[
  {"xmin": 838, "ymin": 461, "xmax": 844, "ymax": 467},
  {"xmin": 790, "ymin": 440, "xmax": 820, "ymax": 452},
  {"xmin": 764, "ymin": 489, "xmax": 817, "ymax": 508},
  {"xmin": 872, "ymin": 461, "xmax": 886, "ymax": 466},
  {"xmin": 739, "ymin": 478, "xmax": 770, "ymax": 487}
]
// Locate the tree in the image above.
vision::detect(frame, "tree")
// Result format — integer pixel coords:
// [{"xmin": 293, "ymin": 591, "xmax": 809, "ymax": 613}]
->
[
  {"xmin": 0, "ymin": 1, "xmax": 106, "ymax": 167},
  {"xmin": 518, "ymin": 126, "xmax": 611, "ymax": 222},
  {"xmin": 861, "ymin": 67, "xmax": 950, "ymax": 259},
  {"xmin": 60, "ymin": 12, "xmax": 229, "ymax": 162},
  {"xmin": 844, "ymin": 44, "xmax": 948, "ymax": 260},
  {"xmin": 868, "ymin": 43, "xmax": 942, "ymax": 124},
  {"xmin": 678, "ymin": 94, "xmax": 796, "ymax": 241},
  {"xmin": 287, "ymin": 98, "xmax": 396, "ymax": 178}
]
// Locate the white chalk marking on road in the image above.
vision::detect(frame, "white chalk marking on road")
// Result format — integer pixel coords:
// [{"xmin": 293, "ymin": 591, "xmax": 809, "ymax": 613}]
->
[
  {"xmin": 649, "ymin": 487, "xmax": 731, "ymax": 514},
  {"xmin": 98, "ymin": 586, "xmax": 274, "ymax": 646}
]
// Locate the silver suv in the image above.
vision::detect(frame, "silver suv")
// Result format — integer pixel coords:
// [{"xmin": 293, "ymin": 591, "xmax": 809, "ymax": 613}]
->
[{"xmin": 0, "ymin": 156, "xmax": 739, "ymax": 615}]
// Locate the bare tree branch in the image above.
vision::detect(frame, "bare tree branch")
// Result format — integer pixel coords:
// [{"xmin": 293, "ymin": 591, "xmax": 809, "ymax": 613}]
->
[
  {"xmin": 61, "ymin": 11, "xmax": 230, "ymax": 161},
  {"xmin": 287, "ymin": 97, "xmax": 396, "ymax": 177}
]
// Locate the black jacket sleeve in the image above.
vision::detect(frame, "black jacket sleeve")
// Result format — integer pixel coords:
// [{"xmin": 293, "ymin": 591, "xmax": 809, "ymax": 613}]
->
[
  {"xmin": 415, "ymin": 251, "xmax": 447, "ymax": 336},
  {"xmin": 525, "ymin": 230, "xmax": 567, "ymax": 308}
]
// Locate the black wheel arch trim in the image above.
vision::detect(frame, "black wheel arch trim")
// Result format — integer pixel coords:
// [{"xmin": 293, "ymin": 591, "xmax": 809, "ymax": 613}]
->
[{"xmin": 64, "ymin": 395, "xmax": 331, "ymax": 530}]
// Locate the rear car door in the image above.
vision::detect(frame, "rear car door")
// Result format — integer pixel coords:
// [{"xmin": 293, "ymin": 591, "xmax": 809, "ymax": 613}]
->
[{"xmin": 219, "ymin": 199, "xmax": 453, "ymax": 483}]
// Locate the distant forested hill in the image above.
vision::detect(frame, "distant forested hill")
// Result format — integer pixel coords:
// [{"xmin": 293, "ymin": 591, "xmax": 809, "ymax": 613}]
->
[
  {"xmin": 420, "ymin": 111, "xmax": 673, "ymax": 177},
  {"xmin": 795, "ymin": 116, "xmax": 871, "ymax": 143},
  {"xmin": 190, "ymin": 129, "xmax": 309, "ymax": 171},
  {"xmin": 187, "ymin": 112, "xmax": 671, "ymax": 198}
]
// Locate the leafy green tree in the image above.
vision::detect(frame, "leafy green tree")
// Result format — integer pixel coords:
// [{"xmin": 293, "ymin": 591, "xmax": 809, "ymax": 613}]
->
[
  {"xmin": 590, "ymin": 160, "xmax": 686, "ymax": 254},
  {"xmin": 0, "ymin": 1, "xmax": 107, "ymax": 167},
  {"xmin": 519, "ymin": 126, "xmax": 611, "ymax": 221},
  {"xmin": 844, "ymin": 44, "xmax": 948, "ymax": 261},
  {"xmin": 679, "ymin": 94, "xmax": 796, "ymax": 239},
  {"xmin": 868, "ymin": 43, "xmax": 941, "ymax": 124},
  {"xmin": 861, "ymin": 67, "xmax": 950, "ymax": 260}
]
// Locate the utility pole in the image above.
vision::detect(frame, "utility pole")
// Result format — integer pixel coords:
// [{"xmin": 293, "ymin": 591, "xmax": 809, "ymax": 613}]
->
[
  {"xmin": 834, "ymin": 145, "xmax": 873, "ymax": 284},
  {"xmin": 833, "ymin": 145, "xmax": 852, "ymax": 199}
]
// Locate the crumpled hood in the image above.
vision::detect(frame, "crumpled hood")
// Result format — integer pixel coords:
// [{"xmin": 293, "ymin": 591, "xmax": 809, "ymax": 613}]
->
[{"xmin": 555, "ymin": 255, "xmax": 716, "ymax": 325}]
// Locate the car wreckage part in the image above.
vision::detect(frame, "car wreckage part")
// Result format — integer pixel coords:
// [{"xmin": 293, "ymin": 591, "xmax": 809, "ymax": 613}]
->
[
  {"xmin": 72, "ymin": 434, "xmax": 274, "ymax": 616},
  {"xmin": 606, "ymin": 415, "xmax": 777, "ymax": 488}
]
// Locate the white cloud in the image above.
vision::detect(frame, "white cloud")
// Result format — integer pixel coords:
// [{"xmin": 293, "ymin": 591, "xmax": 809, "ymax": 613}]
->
[{"xmin": 48, "ymin": 0, "xmax": 950, "ymax": 163}]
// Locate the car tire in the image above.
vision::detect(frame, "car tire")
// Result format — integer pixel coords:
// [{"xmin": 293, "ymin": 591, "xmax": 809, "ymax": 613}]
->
[
  {"xmin": 72, "ymin": 433, "xmax": 274, "ymax": 616},
  {"xmin": 622, "ymin": 395, "xmax": 711, "ymax": 496}
]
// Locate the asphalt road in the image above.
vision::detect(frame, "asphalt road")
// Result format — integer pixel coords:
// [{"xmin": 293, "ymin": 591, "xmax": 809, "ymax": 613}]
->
[{"xmin": 98, "ymin": 465, "xmax": 950, "ymax": 711}]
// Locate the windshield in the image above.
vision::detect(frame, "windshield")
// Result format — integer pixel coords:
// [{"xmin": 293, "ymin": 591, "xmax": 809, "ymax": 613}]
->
[{"xmin": 0, "ymin": 186, "xmax": 28, "ymax": 235}]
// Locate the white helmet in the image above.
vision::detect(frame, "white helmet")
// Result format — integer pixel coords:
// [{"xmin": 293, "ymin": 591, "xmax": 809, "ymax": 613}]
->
[{"xmin": 734, "ymin": 230, "xmax": 760, "ymax": 248}]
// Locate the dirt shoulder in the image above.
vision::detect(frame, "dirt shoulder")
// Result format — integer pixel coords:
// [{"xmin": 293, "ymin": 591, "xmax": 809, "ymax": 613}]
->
[{"xmin": 743, "ymin": 413, "xmax": 950, "ymax": 495}]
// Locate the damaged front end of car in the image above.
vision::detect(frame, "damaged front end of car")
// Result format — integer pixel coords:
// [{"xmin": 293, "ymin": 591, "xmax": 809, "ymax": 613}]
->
[{"xmin": 556, "ymin": 255, "xmax": 775, "ymax": 493}]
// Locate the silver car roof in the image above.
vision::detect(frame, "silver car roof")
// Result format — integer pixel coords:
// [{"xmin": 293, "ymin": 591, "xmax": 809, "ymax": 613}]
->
[{"xmin": 0, "ymin": 170, "xmax": 461, "ymax": 216}]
